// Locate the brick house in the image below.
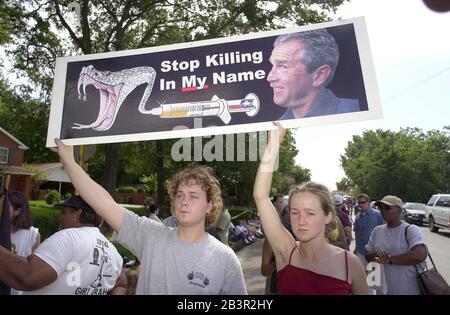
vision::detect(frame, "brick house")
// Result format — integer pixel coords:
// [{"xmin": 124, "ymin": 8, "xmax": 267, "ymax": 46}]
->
[
  {"xmin": 0, "ymin": 126, "xmax": 34, "ymax": 198},
  {"xmin": 0, "ymin": 127, "xmax": 73, "ymax": 199}
]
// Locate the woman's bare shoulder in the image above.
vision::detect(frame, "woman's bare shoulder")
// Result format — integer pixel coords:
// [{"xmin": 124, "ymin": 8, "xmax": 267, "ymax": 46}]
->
[{"xmin": 327, "ymin": 245, "xmax": 361, "ymax": 267}]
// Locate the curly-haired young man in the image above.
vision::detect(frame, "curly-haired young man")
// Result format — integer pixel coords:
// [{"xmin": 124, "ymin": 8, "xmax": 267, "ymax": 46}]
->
[{"xmin": 50, "ymin": 139, "xmax": 247, "ymax": 295}]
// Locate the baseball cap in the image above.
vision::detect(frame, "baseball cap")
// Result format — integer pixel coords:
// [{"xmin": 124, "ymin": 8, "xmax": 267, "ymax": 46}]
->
[
  {"xmin": 334, "ymin": 195, "xmax": 344, "ymax": 205},
  {"xmin": 56, "ymin": 195, "xmax": 95, "ymax": 213},
  {"xmin": 375, "ymin": 195, "xmax": 403, "ymax": 209}
]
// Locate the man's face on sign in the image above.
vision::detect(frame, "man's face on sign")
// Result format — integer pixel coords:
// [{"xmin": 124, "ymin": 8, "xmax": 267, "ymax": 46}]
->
[{"xmin": 267, "ymin": 40, "xmax": 315, "ymax": 108}]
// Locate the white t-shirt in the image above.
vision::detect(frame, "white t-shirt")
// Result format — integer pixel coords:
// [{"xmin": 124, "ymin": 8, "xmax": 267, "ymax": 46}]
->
[
  {"xmin": 365, "ymin": 222, "xmax": 427, "ymax": 295},
  {"xmin": 25, "ymin": 227, "xmax": 123, "ymax": 295},
  {"xmin": 11, "ymin": 226, "xmax": 39, "ymax": 257},
  {"xmin": 11, "ymin": 227, "xmax": 39, "ymax": 295}
]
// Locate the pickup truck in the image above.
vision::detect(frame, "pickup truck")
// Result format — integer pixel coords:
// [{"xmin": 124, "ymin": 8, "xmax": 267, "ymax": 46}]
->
[{"xmin": 426, "ymin": 194, "xmax": 450, "ymax": 232}]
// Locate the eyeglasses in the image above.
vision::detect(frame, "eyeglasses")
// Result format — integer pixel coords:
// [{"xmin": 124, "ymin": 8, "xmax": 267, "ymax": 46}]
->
[{"xmin": 357, "ymin": 201, "xmax": 367, "ymax": 205}]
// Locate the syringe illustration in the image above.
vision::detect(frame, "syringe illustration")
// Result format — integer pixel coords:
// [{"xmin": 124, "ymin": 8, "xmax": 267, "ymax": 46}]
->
[{"xmin": 148, "ymin": 93, "xmax": 260, "ymax": 124}]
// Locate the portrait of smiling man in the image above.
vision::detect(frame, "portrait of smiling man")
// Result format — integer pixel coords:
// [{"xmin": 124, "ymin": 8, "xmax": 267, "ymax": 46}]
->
[{"xmin": 267, "ymin": 29, "xmax": 360, "ymax": 120}]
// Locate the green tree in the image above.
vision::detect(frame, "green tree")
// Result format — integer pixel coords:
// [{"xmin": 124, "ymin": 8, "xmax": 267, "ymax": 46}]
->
[
  {"xmin": 103, "ymin": 131, "xmax": 310, "ymax": 206},
  {"xmin": 341, "ymin": 127, "xmax": 450, "ymax": 203},
  {"xmin": 272, "ymin": 129, "xmax": 311, "ymax": 195},
  {"xmin": 4, "ymin": 0, "xmax": 347, "ymax": 198},
  {"xmin": 0, "ymin": 0, "xmax": 11, "ymax": 45},
  {"xmin": 0, "ymin": 82, "xmax": 56, "ymax": 163},
  {"xmin": 139, "ymin": 173, "xmax": 157, "ymax": 194},
  {"xmin": 23, "ymin": 163, "xmax": 47, "ymax": 199},
  {"xmin": 336, "ymin": 177, "xmax": 352, "ymax": 193}
]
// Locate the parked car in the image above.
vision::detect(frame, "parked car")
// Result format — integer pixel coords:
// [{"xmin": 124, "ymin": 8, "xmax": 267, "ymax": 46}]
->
[
  {"xmin": 403, "ymin": 202, "xmax": 427, "ymax": 225},
  {"xmin": 426, "ymin": 194, "xmax": 450, "ymax": 233}
]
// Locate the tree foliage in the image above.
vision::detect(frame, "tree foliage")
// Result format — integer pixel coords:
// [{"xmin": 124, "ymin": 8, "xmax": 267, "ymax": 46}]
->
[
  {"xmin": 336, "ymin": 177, "xmax": 351, "ymax": 193},
  {"xmin": 4, "ymin": 0, "xmax": 346, "ymax": 98},
  {"xmin": 0, "ymin": 0, "xmax": 11, "ymax": 45},
  {"xmin": 23, "ymin": 163, "xmax": 47, "ymax": 198},
  {"xmin": 341, "ymin": 127, "xmax": 450, "ymax": 203},
  {"xmin": 2, "ymin": 0, "xmax": 344, "ymax": 203},
  {"xmin": 88, "ymin": 129, "xmax": 310, "ymax": 206},
  {"xmin": 0, "ymin": 80, "xmax": 56, "ymax": 163}
]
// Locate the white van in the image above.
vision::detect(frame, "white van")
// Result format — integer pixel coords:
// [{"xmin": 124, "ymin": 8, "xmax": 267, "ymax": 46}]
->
[{"xmin": 426, "ymin": 194, "xmax": 450, "ymax": 232}]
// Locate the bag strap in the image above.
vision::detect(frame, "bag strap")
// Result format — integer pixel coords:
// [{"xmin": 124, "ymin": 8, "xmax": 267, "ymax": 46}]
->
[{"xmin": 404, "ymin": 224, "xmax": 435, "ymax": 271}]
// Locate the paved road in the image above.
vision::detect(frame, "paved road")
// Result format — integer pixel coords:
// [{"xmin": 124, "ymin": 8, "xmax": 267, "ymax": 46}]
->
[
  {"xmin": 419, "ymin": 225, "xmax": 450, "ymax": 282},
  {"xmin": 236, "ymin": 238, "xmax": 266, "ymax": 295}
]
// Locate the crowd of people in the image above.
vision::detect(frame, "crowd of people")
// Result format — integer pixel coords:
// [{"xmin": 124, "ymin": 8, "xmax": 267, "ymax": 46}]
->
[
  {"xmin": 2, "ymin": 2, "xmax": 448, "ymax": 296},
  {"xmin": 0, "ymin": 128, "xmax": 436, "ymax": 294}
]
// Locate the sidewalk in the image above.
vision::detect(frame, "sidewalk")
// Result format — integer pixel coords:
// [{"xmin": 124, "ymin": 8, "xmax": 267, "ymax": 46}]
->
[{"xmin": 236, "ymin": 237, "xmax": 266, "ymax": 294}]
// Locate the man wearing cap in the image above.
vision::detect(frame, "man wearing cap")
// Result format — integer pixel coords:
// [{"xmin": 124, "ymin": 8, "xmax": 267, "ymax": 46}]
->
[
  {"xmin": 365, "ymin": 195, "xmax": 428, "ymax": 295},
  {"xmin": 0, "ymin": 195, "xmax": 127, "ymax": 295},
  {"xmin": 353, "ymin": 193, "xmax": 385, "ymax": 267}
]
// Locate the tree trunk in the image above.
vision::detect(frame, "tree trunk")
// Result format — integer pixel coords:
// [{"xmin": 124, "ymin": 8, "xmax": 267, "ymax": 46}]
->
[
  {"xmin": 156, "ymin": 141, "xmax": 165, "ymax": 206},
  {"xmin": 103, "ymin": 143, "xmax": 118, "ymax": 195}
]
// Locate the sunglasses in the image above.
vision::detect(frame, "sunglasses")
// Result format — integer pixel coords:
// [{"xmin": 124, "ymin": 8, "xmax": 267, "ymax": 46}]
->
[{"xmin": 379, "ymin": 204, "xmax": 394, "ymax": 211}]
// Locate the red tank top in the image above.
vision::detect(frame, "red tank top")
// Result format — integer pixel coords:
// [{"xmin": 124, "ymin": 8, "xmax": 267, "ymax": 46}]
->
[{"xmin": 277, "ymin": 245, "xmax": 352, "ymax": 295}]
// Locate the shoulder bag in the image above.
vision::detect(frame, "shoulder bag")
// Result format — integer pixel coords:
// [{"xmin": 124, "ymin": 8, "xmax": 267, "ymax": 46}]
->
[{"xmin": 405, "ymin": 224, "xmax": 450, "ymax": 295}]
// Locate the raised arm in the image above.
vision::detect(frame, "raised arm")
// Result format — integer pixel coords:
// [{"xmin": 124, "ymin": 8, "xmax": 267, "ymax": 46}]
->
[
  {"xmin": 51, "ymin": 139, "xmax": 124, "ymax": 232},
  {"xmin": 0, "ymin": 246, "xmax": 57, "ymax": 291},
  {"xmin": 253, "ymin": 127, "xmax": 293, "ymax": 256}
]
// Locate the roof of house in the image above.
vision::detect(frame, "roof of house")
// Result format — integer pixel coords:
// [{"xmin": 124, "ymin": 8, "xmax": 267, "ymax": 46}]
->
[
  {"xmin": 0, "ymin": 163, "xmax": 70, "ymax": 183},
  {"xmin": 0, "ymin": 165, "xmax": 34, "ymax": 176},
  {"xmin": 0, "ymin": 126, "xmax": 29, "ymax": 150},
  {"xmin": 32, "ymin": 162, "xmax": 71, "ymax": 183},
  {"xmin": 33, "ymin": 163, "xmax": 63, "ymax": 172}
]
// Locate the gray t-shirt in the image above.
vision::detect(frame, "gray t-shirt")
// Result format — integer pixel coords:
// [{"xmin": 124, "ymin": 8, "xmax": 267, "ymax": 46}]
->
[
  {"xmin": 366, "ymin": 221, "xmax": 427, "ymax": 295},
  {"xmin": 115, "ymin": 209, "xmax": 247, "ymax": 295}
]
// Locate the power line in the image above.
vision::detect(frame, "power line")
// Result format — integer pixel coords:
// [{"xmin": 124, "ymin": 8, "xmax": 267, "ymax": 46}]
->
[{"xmin": 382, "ymin": 66, "xmax": 450, "ymax": 103}]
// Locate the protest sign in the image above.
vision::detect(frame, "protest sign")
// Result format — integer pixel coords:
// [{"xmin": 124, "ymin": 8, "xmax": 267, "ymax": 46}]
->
[{"xmin": 46, "ymin": 17, "xmax": 381, "ymax": 146}]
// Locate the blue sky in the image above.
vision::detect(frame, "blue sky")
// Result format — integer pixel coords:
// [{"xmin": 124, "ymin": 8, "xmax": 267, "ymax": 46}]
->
[{"xmin": 294, "ymin": 0, "xmax": 450, "ymax": 191}]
